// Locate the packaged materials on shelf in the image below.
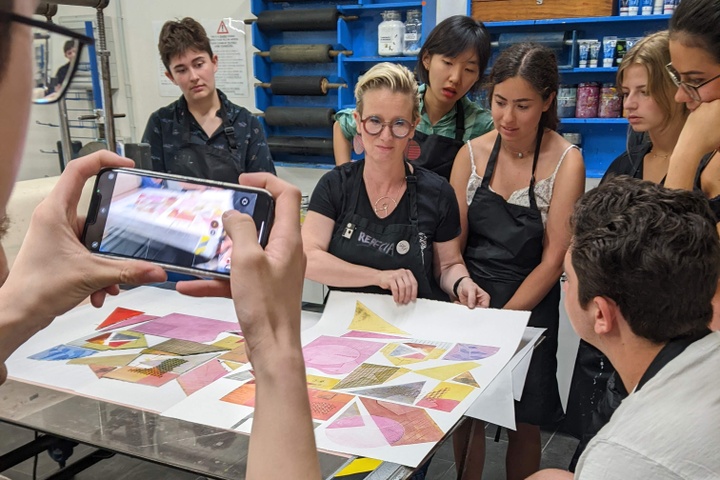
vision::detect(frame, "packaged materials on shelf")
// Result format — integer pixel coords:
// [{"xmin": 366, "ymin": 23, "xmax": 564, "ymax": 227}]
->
[
  {"xmin": 576, "ymin": 82, "xmax": 600, "ymax": 118},
  {"xmin": 578, "ymin": 40, "xmax": 591, "ymax": 68},
  {"xmin": 603, "ymin": 36, "xmax": 617, "ymax": 67},
  {"xmin": 403, "ymin": 9, "xmax": 422, "ymax": 56},
  {"xmin": 598, "ymin": 83, "xmax": 622, "ymax": 118},
  {"xmin": 588, "ymin": 40, "xmax": 601, "ymax": 68},
  {"xmin": 378, "ymin": 10, "xmax": 404, "ymax": 57},
  {"xmin": 557, "ymin": 85, "xmax": 578, "ymax": 118}
]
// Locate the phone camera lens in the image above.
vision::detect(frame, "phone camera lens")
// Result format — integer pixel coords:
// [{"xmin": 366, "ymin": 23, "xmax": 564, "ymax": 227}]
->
[
  {"xmin": 107, "ymin": 173, "xmax": 115, "ymax": 180},
  {"xmin": 91, "ymin": 241, "xmax": 99, "ymax": 249}
]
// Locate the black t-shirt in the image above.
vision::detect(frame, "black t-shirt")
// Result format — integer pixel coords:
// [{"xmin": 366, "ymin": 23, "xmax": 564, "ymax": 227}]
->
[
  {"xmin": 309, "ymin": 160, "xmax": 461, "ymax": 247},
  {"xmin": 602, "ymin": 142, "xmax": 653, "ymax": 184}
]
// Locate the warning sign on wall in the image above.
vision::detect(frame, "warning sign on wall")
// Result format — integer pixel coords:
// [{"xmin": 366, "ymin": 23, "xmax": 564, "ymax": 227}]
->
[{"xmin": 217, "ymin": 20, "xmax": 229, "ymax": 35}]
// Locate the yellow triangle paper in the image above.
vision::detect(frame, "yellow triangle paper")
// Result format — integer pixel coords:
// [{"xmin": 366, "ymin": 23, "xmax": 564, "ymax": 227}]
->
[
  {"xmin": 425, "ymin": 381, "xmax": 475, "ymax": 402},
  {"xmin": 336, "ymin": 457, "xmax": 383, "ymax": 476},
  {"xmin": 415, "ymin": 362, "xmax": 480, "ymax": 381},
  {"xmin": 222, "ymin": 361, "xmax": 243, "ymax": 371},
  {"xmin": 306, "ymin": 374, "xmax": 340, "ymax": 390},
  {"xmin": 349, "ymin": 301, "xmax": 409, "ymax": 335},
  {"xmin": 212, "ymin": 335, "xmax": 243, "ymax": 350},
  {"xmin": 451, "ymin": 371, "xmax": 481, "ymax": 388},
  {"xmin": 68, "ymin": 354, "xmax": 138, "ymax": 367}
]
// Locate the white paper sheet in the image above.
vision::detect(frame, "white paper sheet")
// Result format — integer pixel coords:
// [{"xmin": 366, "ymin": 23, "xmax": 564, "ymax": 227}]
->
[
  {"xmin": 163, "ymin": 291, "xmax": 530, "ymax": 467},
  {"xmin": 464, "ymin": 327, "xmax": 545, "ymax": 429}
]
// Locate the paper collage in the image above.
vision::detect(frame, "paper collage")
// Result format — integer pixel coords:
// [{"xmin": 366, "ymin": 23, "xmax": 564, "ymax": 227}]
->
[
  {"xmin": 7, "ymin": 288, "xmax": 245, "ymax": 412},
  {"xmin": 8, "ymin": 287, "xmax": 530, "ymax": 468},
  {"xmin": 163, "ymin": 292, "xmax": 529, "ymax": 467}
]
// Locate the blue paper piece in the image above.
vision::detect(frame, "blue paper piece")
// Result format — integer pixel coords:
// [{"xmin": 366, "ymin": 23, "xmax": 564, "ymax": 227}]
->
[{"xmin": 29, "ymin": 344, "xmax": 97, "ymax": 361}]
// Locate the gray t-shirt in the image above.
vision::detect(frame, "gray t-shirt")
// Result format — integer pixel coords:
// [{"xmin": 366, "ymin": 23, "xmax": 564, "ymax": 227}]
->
[{"xmin": 575, "ymin": 331, "xmax": 720, "ymax": 479}]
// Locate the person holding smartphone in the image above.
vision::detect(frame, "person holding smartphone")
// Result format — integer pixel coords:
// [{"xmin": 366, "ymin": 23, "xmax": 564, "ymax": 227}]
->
[
  {"xmin": 0, "ymin": 3, "xmax": 319, "ymax": 478},
  {"xmin": 142, "ymin": 17, "xmax": 275, "ymax": 183}
]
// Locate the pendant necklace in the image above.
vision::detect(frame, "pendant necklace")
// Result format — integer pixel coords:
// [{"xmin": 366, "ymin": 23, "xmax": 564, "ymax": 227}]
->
[
  {"xmin": 502, "ymin": 142, "xmax": 534, "ymax": 159},
  {"xmin": 373, "ymin": 182, "xmax": 403, "ymax": 218}
]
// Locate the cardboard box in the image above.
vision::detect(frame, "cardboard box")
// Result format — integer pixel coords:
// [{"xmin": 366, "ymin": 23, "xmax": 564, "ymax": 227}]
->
[{"xmin": 472, "ymin": 0, "xmax": 615, "ymax": 22}]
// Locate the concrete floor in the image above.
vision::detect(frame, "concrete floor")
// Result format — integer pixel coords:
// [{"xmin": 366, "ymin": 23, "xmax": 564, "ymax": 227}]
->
[{"xmin": 0, "ymin": 421, "xmax": 578, "ymax": 480}]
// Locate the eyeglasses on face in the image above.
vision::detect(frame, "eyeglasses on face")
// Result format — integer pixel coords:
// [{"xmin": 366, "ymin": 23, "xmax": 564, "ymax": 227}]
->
[
  {"xmin": 665, "ymin": 63, "xmax": 720, "ymax": 103},
  {"xmin": 2, "ymin": 12, "xmax": 95, "ymax": 104},
  {"xmin": 361, "ymin": 116, "xmax": 412, "ymax": 139}
]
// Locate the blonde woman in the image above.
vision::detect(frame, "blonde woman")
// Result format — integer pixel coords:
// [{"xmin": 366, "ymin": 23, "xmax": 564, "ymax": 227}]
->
[{"xmin": 303, "ymin": 63, "xmax": 488, "ymax": 308}]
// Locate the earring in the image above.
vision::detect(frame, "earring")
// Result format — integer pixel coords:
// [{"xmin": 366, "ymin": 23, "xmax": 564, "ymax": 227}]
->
[
  {"xmin": 353, "ymin": 135, "xmax": 365, "ymax": 155},
  {"xmin": 405, "ymin": 139, "xmax": 421, "ymax": 161}
]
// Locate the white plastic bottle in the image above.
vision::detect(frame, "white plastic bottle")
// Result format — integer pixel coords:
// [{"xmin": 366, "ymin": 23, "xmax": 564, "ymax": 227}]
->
[
  {"xmin": 378, "ymin": 10, "xmax": 404, "ymax": 57},
  {"xmin": 403, "ymin": 9, "xmax": 422, "ymax": 56}
]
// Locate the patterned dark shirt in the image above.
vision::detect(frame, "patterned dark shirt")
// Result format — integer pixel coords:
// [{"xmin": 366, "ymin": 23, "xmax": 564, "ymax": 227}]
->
[{"xmin": 141, "ymin": 89, "xmax": 275, "ymax": 175}]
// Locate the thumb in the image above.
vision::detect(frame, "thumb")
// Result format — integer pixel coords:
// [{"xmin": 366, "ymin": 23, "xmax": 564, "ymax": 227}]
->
[
  {"xmin": 93, "ymin": 257, "xmax": 167, "ymax": 288},
  {"xmin": 222, "ymin": 210, "xmax": 260, "ymax": 251}
]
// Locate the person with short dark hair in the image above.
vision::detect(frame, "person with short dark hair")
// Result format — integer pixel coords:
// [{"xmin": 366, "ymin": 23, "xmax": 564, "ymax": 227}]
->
[
  {"xmin": 450, "ymin": 43, "xmax": 586, "ymax": 480},
  {"xmin": 142, "ymin": 17, "xmax": 274, "ymax": 183},
  {"xmin": 52, "ymin": 39, "xmax": 76, "ymax": 89},
  {"xmin": 333, "ymin": 15, "xmax": 494, "ymax": 179},
  {"xmin": 528, "ymin": 175, "xmax": 720, "ymax": 480}
]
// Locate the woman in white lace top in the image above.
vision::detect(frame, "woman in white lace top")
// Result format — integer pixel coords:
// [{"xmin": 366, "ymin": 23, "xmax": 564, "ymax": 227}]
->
[{"xmin": 448, "ymin": 43, "xmax": 585, "ymax": 480}]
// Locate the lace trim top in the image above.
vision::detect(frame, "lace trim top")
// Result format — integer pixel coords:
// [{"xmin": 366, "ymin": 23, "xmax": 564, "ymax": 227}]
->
[{"xmin": 466, "ymin": 141, "xmax": 578, "ymax": 226}]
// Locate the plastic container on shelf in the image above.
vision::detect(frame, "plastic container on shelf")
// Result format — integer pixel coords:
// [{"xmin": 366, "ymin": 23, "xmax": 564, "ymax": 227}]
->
[
  {"xmin": 557, "ymin": 84, "xmax": 578, "ymax": 118},
  {"xmin": 576, "ymin": 82, "xmax": 600, "ymax": 118},
  {"xmin": 598, "ymin": 83, "xmax": 622, "ymax": 118},
  {"xmin": 403, "ymin": 9, "xmax": 422, "ymax": 56},
  {"xmin": 378, "ymin": 10, "xmax": 405, "ymax": 57}
]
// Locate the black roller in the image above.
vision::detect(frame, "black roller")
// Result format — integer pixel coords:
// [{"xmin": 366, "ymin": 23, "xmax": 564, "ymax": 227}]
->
[
  {"xmin": 256, "ymin": 8, "xmax": 339, "ymax": 31},
  {"xmin": 257, "ymin": 44, "xmax": 352, "ymax": 63},
  {"xmin": 264, "ymin": 107, "xmax": 336, "ymax": 128},
  {"xmin": 258, "ymin": 76, "xmax": 345, "ymax": 96},
  {"xmin": 267, "ymin": 136, "xmax": 334, "ymax": 156}
]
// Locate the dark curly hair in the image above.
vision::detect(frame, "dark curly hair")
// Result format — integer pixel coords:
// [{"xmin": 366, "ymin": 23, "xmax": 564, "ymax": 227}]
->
[
  {"xmin": 571, "ymin": 175, "xmax": 719, "ymax": 342},
  {"xmin": 158, "ymin": 17, "xmax": 213, "ymax": 72}
]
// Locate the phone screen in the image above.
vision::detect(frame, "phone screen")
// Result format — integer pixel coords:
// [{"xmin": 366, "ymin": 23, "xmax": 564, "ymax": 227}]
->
[{"xmin": 83, "ymin": 169, "xmax": 272, "ymax": 277}]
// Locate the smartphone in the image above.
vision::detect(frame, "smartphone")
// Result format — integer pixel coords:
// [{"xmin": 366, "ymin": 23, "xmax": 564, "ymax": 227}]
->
[{"xmin": 82, "ymin": 168, "xmax": 274, "ymax": 278}]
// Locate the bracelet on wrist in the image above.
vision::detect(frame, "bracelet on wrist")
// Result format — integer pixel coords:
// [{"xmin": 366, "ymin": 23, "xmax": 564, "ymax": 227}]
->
[{"xmin": 452, "ymin": 276, "xmax": 470, "ymax": 298}]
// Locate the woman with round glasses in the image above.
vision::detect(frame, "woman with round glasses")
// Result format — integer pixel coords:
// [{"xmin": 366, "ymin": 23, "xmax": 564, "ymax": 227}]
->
[
  {"xmin": 665, "ymin": 0, "xmax": 720, "ymax": 225},
  {"xmin": 302, "ymin": 62, "xmax": 489, "ymax": 307}
]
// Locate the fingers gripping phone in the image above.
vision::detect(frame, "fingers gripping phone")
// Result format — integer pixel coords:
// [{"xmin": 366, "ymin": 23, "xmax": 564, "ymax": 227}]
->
[{"xmin": 82, "ymin": 168, "xmax": 274, "ymax": 278}]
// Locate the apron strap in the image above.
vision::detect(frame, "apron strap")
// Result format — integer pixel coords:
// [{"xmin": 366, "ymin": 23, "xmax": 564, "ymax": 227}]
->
[
  {"xmin": 218, "ymin": 97, "xmax": 238, "ymax": 153},
  {"xmin": 405, "ymin": 161, "xmax": 419, "ymax": 228},
  {"xmin": 528, "ymin": 127, "xmax": 544, "ymax": 211},
  {"xmin": 481, "ymin": 134, "xmax": 502, "ymax": 189},
  {"xmin": 454, "ymin": 101, "xmax": 465, "ymax": 142}
]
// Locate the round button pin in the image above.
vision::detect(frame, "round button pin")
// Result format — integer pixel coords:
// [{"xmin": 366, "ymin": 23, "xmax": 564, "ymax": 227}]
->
[{"xmin": 396, "ymin": 240, "xmax": 410, "ymax": 255}]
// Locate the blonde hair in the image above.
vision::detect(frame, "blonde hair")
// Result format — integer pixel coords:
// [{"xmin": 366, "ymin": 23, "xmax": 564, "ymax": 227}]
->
[
  {"xmin": 617, "ymin": 31, "xmax": 687, "ymax": 130},
  {"xmin": 354, "ymin": 62, "xmax": 421, "ymax": 122}
]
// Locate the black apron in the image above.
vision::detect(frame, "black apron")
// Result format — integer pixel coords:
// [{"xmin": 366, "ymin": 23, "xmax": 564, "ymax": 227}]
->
[
  {"xmin": 464, "ymin": 129, "xmax": 564, "ymax": 425},
  {"xmin": 166, "ymin": 96, "xmax": 243, "ymax": 183},
  {"xmin": 410, "ymin": 101, "xmax": 465, "ymax": 181},
  {"xmin": 328, "ymin": 161, "xmax": 441, "ymax": 301}
]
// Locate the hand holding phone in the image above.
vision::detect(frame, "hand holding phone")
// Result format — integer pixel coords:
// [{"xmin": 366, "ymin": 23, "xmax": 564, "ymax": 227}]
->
[
  {"xmin": 82, "ymin": 168, "xmax": 275, "ymax": 279},
  {"xmin": 1, "ymin": 152, "xmax": 167, "ymax": 328}
]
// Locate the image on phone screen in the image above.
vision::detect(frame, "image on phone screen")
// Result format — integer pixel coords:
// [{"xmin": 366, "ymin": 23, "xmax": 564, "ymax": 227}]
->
[{"xmin": 91, "ymin": 170, "xmax": 261, "ymax": 276}]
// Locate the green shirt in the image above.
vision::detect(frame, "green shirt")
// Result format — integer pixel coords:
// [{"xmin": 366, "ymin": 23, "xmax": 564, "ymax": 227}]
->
[{"xmin": 335, "ymin": 84, "xmax": 494, "ymax": 142}]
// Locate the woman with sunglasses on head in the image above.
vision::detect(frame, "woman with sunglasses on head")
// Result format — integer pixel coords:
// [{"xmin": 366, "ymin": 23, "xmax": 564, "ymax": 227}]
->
[
  {"xmin": 333, "ymin": 16, "xmax": 494, "ymax": 180},
  {"xmin": 303, "ymin": 62, "xmax": 489, "ymax": 309},
  {"xmin": 449, "ymin": 43, "xmax": 585, "ymax": 480}
]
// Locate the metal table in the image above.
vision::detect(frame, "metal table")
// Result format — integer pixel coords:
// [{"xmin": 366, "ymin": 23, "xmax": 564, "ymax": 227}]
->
[{"xmin": 0, "ymin": 379, "xmax": 418, "ymax": 479}]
